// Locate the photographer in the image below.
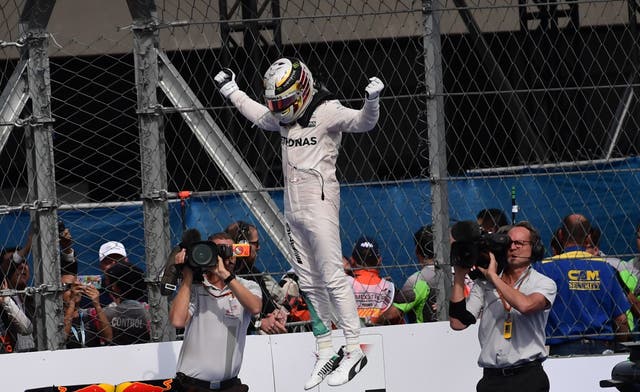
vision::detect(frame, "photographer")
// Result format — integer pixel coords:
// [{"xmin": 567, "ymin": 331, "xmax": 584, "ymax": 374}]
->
[
  {"xmin": 449, "ymin": 222, "xmax": 557, "ymax": 392},
  {"xmin": 169, "ymin": 232, "xmax": 261, "ymax": 392}
]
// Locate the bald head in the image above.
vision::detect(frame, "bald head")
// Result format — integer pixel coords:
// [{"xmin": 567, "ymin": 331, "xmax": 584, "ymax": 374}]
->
[{"xmin": 561, "ymin": 213, "xmax": 591, "ymax": 248}]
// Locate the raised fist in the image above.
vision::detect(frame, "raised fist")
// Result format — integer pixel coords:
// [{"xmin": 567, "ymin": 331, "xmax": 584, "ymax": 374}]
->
[
  {"xmin": 364, "ymin": 76, "xmax": 384, "ymax": 100},
  {"xmin": 365, "ymin": 77, "xmax": 384, "ymax": 100},
  {"xmin": 214, "ymin": 68, "xmax": 239, "ymax": 98}
]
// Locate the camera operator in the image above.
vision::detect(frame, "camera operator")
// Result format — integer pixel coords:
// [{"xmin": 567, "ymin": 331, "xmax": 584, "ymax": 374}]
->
[
  {"xmin": 449, "ymin": 222, "xmax": 557, "ymax": 392},
  {"xmin": 169, "ymin": 232, "xmax": 262, "ymax": 392}
]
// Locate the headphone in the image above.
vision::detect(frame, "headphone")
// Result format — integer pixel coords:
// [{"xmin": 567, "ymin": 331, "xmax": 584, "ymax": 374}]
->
[
  {"xmin": 235, "ymin": 221, "xmax": 251, "ymax": 244},
  {"xmin": 514, "ymin": 221, "xmax": 545, "ymax": 261}
]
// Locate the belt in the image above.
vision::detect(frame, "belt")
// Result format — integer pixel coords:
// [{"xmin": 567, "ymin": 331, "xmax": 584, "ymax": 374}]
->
[
  {"xmin": 483, "ymin": 359, "xmax": 542, "ymax": 377},
  {"xmin": 175, "ymin": 372, "xmax": 241, "ymax": 391}
]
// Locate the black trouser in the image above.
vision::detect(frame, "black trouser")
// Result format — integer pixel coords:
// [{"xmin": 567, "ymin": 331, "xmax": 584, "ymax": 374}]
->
[
  {"xmin": 174, "ymin": 373, "xmax": 249, "ymax": 392},
  {"xmin": 477, "ymin": 360, "xmax": 549, "ymax": 392}
]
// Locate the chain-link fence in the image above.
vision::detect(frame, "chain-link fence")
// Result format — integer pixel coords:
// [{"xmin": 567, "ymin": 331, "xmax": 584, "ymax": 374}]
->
[{"xmin": 0, "ymin": 0, "xmax": 638, "ymax": 353}]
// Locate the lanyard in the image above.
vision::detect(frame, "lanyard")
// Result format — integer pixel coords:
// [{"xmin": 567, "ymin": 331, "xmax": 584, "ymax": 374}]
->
[
  {"xmin": 497, "ymin": 267, "xmax": 531, "ymax": 312},
  {"xmin": 497, "ymin": 268, "xmax": 530, "ymax": 339},
  {"xmin": 71, "ymin": 312, "xmax": 86, "ymax": 346}
]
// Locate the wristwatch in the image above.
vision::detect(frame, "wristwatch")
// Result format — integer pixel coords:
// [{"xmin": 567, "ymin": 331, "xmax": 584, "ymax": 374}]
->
[{"xmin": 224, "ymin": 274, "xmax": 236, "ymax": 285}]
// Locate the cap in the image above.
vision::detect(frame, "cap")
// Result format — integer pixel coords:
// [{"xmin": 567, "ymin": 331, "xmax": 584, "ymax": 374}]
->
[
  {"xmin": 99, "ymin": 241, "xmax": 127, "ymax": 262},
  {"xmin": 351, "ymin": 236, "xmax": 381, "ymax": 266}
]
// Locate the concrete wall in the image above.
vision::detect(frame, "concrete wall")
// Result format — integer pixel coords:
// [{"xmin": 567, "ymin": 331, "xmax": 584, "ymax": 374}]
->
[{"xmin": 3, "ymin": 322, "xmax": 627, "ymax": 392}]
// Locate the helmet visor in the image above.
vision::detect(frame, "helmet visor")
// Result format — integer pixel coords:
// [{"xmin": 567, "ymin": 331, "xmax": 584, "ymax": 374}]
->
[{"xmin": 265, "ymin": 92, "xmax": 299, "ymax": 112}]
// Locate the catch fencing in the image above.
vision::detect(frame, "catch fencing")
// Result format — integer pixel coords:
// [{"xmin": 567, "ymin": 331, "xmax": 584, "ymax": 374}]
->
[{"xmin": 0, "ymin": 0, "xmax": 638, "ymax": 351}]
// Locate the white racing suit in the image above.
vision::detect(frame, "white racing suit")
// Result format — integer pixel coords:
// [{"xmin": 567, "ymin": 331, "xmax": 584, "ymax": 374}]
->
[{"xmin": 228, "ymin": 89, "xmax": 380, "ymax": 344}]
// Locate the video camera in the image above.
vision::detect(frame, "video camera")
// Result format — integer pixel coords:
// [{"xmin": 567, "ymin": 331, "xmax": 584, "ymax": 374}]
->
[
  {"xmin": 185, "ymin": 241, "xmax": 232, "ymax": 270},
  {"xmin": 185, "ymin": 242, "xmax": 250, "ymax": 269},
  {"xmin": 161, "ymin": 228, "xmax": 254, "ymax": 292},
  {"xmin": 183, "ymin": 241, "xmax": 251, "ymax": 282},
  {"xmin": 450, "ymin": 220, "xmax": 511, "ymax": 279}
]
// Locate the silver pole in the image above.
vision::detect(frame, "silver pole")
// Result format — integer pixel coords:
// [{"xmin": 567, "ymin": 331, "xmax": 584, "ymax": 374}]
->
[
  {"xmin": 127, "ymin": 0, "xmax": 174, "ymax": 342},
  {"xmin": 21, "ymin": 0, "xmax": 64, "ymax": 350},
  {"xmin": 424, "ymin": 0, "xmax": 451, "ymax": 321}
]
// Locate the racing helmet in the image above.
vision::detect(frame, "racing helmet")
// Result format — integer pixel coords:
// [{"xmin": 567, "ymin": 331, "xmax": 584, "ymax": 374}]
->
[{"xmin": 263, "ymin": 58, "xmax": 314, "ymax": 124}]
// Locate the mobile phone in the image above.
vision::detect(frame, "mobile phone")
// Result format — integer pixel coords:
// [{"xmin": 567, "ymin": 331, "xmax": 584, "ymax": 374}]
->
[{"xmin": 77, "ymin": 275, "xmax": 102, "ymax": 289}]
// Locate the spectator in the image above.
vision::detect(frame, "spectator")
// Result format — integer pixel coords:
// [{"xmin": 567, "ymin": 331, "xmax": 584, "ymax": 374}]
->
[
  {"xmin": 549, "ymin": 227, "xmax": 563, "ymax": 256},
  {"xmin": 380, "ymin": 225, "xmax": 443, "ymax": 324},
  {"xmin": 169, "ymin": 232, "xmax": 261, "ymax": 391},
  {"xmin": 607, "ymin": 224, "xmax": 640, "ymax": 331},
  {"xmin": 0, "ymin": 279, "xmax": 35, "ymax": 353},
  {"xmin": 103, "ymin": 262, "xmax": 150, "ymax": 345},
  {"xmin": 477, "ymin": 208, "xmax": 510, "ymax": 234},
  {"xmin": 279, "ymin": 269, "xmax": 312, "ymax": 332},
  {"xmin": 450, "ymin": 221, "xmax": 557, "ymax": 392},
  {"xmin": 98, "ymin": 241, "xmax": 129, "ymax": 273},
  {"xmin": 342, "ymin": 255, "xmax": 355, "ymax": 277},
  {"xmin": 612, "ymin": 223, "xmax": 640, "ymax": 281},
  {"xmin": 0, "ymin": 229, "xmax": 35, "ymax": 353},
  {"xmin": 62, "ymin": 263, "xmax": 112, "ymax": 348},
  {"xmin": 587, "ymin": 226, "xmax": 624, "ymax": 268},
  {"xmin": 96, "ymin": 240, "xmax": 134, "ymax": 307},
  {"xmin": 347, "ymin": 236, "xmax": 395, "ymax": 326},
  {"xmin": 224, "ymin": 221, "xmax": 287, "ymax": 335},
  {"xmin": 536, "ymin": 213, "xmax": 630, "ymax": 355}
]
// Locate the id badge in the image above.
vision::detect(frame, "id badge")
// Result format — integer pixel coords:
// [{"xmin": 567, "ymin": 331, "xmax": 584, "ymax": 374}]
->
[{"xmin": 503, "ymin": 316, "xmax": 513, "ymax": 339}]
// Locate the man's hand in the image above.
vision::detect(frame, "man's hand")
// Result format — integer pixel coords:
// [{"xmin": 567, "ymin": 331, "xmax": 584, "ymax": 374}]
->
[
  {"xmin": 476, "ymin": 252, "xmax": 498, "ymax": 281},
  {"xmin": 211, "ymin": 255, "xmax": 230, "ymax": 281},
  {"xmin": 260, "ymin": 311, "xmax": 287, "ymax": 334},
  {"xmin": 83, "ymin": 284, "xmax": 101, "ymax": 306},
  {"xmin": 365, "ymin": 76, "xmax": 384, "ymax": 100},
  {"xmin": 175, "ymin": 249, "xmax": 193, "ymax": 281},
  {"xmin": 214, "ymin": 68, "xmax": 239, "ymax": 99}
]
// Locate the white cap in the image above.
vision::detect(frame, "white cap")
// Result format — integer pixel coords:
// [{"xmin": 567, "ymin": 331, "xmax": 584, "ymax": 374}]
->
[{"xmin": 99, "ymin": 241, "xmax": 127, "ymax": 262}]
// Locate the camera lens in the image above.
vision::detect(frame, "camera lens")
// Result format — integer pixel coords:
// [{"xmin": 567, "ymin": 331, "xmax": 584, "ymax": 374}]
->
[{"xmin": 190, "ymin": 243, "xmax": 215, "ymax": 267}]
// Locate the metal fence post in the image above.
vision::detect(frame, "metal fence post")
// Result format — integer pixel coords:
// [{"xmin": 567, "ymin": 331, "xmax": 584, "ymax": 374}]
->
[
  {"xmin": 127, "ymin": 0, "xmax": 174, "ymax": 342},
  {"xmin": 423, "ymin": 0, "xmax": 451, "ymax": 321},
  {"xmin": 21, "ymin": 0, "xmax": 64, "ymax": 350}
]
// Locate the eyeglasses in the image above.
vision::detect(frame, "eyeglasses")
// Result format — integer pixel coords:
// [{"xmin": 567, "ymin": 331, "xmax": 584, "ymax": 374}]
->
[
  {"xmin": 511, "ymin": 240, "xmax": 532, "ymax": 248},
  {"xmin": 249, "ymin": 240, "xmax": 260, "ymax": 248}
]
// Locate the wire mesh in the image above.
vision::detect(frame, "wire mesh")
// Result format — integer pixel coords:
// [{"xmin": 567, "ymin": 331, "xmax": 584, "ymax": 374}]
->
[{"xmin": 0, "ymin": 0, "xmax": 637, "ymax": 353}]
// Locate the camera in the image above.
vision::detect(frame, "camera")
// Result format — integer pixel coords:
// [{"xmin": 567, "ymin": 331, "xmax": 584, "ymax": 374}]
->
[
  {"xmin": 185, "ymin": 241, "xmax": 234, "ymax": 270},
  {"xmin": 183, "ymin": 241, "xmax": 230, "ymax": 283},
  {"xmin": 450, "ymin": 220, "xmax": 511, "ymax": 278},
  {"xmin": 185, "ymin": 241, "xmax": 239, "ymax": 271}
]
